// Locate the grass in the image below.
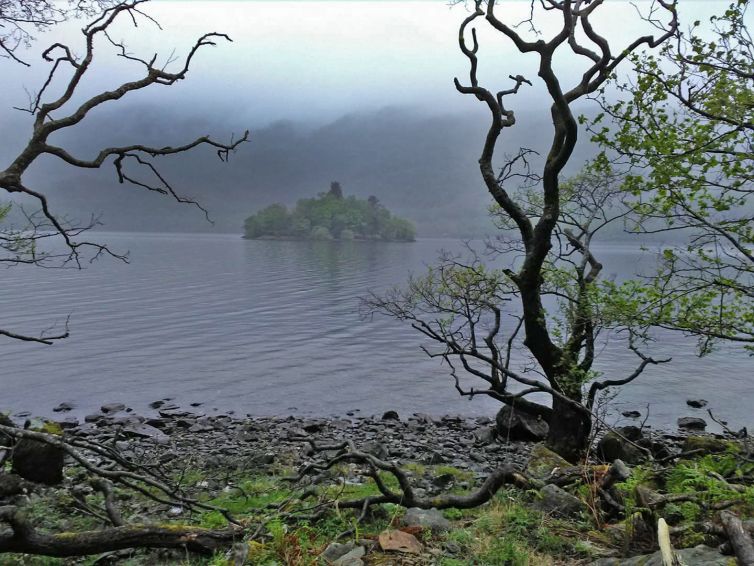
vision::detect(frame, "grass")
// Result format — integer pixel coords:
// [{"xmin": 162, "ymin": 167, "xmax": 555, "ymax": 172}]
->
[{"xmin": 6, "ymin": 445, "xmax": 754, "ymax": 565}]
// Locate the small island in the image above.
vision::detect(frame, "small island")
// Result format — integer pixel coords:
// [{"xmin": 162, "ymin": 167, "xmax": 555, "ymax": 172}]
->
[{"xmin": 243, "ymin": 182, "xmax": 416, "ymax": 242}]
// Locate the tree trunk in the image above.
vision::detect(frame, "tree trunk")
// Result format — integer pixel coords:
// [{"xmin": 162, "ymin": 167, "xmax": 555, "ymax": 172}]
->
[{"xmin": 545, "ymin": 396, "xmax": 591, "ymax": 463}]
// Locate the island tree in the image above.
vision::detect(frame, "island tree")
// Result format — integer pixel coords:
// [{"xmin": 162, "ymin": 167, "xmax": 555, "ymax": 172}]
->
[
  {"xmin": 368, "ymin": 0, "xmax": 678, "ymax": 461},
  {"xmin": 591, "ymin": 0, "xmax": 754, "ymax": 354},
  {"xmin": 244, "ymin": 182, "xmax": 416, "ymax": 242}
]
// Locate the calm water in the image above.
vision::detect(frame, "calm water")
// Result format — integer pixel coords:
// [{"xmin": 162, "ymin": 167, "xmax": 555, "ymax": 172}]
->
[{"xmin": 1, "ymin": 232, "xmax": 750, "ymax": 431}]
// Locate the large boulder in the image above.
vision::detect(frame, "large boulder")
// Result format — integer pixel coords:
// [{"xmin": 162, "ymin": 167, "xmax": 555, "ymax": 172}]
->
[
  {"xmin": 533, "ymin": 484, "xmax": 587, "ymax": 518},
  {"xmin": 596, "ymin": 431, "xmax": 647, "ymax": 465},
  {"xmin": 595, "ymin": 427, "xmax": 671, "ymax": 464},
  {"xmin": 495, "ymin": 405, "xmax": 549, "ymax": 442},
  {"xmin": 525, "ymin": 443, "xmax": 571, "ymax": 481},
  {"xmin": 401, "ymin": 507, "xmax": 451, "ymax": 533},
  {"xmin": 12, "ymin": 438, "xmax": 64, "ymax": 485}
]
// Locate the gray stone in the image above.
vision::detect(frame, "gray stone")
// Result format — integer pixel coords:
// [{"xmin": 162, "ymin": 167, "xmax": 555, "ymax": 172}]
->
[
  {"xmin": 686, "ymin": 399, "xmax": 708, "ymax": 409},
  {"xmin": 122, "ymin": 424, "xmax": 170, "ymax": 443},
  {"xmin": 473, "ymin": 425, "xmax": 497, "ymax": 445},
  {"xmin": 424, "ymin": 451, "xmax": 447, "ymax": 465},
  {"xmin": 362, "ymin": 441, "xmax": 388, "ymax": 460},
  {"xmin": 533, "ymin": 484, "xmax": 587, "ymax": 518},
  {"xmin": 332, "ymin": 546, "xmax": 365, "ymax": 566},
  {"xmin": 622, "ymin": 411, "xmax": 641, "ymax": 419},
  {"xmin": 53, "ymin": 402, "xmax": 73, "ymax": 413},
  {"xmin": 678, "ymin": 416, "xmax": 707, "ymax": 430},
  {"xmin": 57, "ymin": 417, "xmax": 79, "ymax": 430},
  {"xmin": 596, "ymin": 431, "xmax": 647, "ymax": 464},
  {"xmin": 381, "ymin": 410, "xmax": 400, "ymax": 421},
  {"xmin": 495, "ymin": 405, "xmax": 549, "ymax": 441},
  {"xmin": 401, "ymin": 507, "xmax": 451, "ymax": 533},
  {"xmin": 111, "ymin": 415, "xmax": 144, "ymax": 427},
  {"xmin": 322, "ymin": 541, "xmax": 356, "ymax": 563},
  {"xmin": 590, "ymin": 544, "xmax": 728, "ymax": 565},
  {"xmin": 302, "ymin": 419, "xmax": 327, "ymax": 433},
  {"xmin": 100, "ymin": 403, "xmax": 126, "ymax": 414}
]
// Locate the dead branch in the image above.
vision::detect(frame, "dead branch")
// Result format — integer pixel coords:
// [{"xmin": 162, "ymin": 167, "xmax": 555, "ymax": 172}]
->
[{"xmin": 0, "ymin": 0, "xmax": 248, "ymax": 344}]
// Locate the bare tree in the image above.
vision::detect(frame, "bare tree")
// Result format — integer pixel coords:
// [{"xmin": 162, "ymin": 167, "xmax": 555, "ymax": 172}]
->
[
  {"xmin": 0, "ymin": 0, "xmax": 116, "ymax": 65},
  {"xmin": 366, "ymin": 162, "xmax": 669, "ymax": 460},
  {"xmin": 368, "ymin": 0, "xmax": 678, "ymax": 461},
  {"xmin": 450, "ymin": 0, "xmax": 678, "ymax": 460},
  {"xmin": 0, "ymin": 0, "xmax": 248, "ymax": 344}
]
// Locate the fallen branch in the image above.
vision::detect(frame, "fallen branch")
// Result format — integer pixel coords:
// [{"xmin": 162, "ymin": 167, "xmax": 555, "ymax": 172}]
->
[{"xmin": 0, "ymin": 506, "xmax": 240, "ymax": 556}]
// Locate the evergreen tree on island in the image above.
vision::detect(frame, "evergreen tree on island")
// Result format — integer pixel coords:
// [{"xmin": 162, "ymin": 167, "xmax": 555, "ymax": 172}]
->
[{"xmin": 243, "ymin": 182, "xmax": 416, "ymax": 242}]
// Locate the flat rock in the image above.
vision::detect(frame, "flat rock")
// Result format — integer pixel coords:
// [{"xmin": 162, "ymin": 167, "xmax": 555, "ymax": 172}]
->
[
  {"xmin": 533, "ymin": 484, "xmax": 587, "ymax": 518},
  {"xmin": 322, "ymin": 541, "xmax": 357, "ymax": 562},
  {"xmin": 526, "ymin": 443, "xmax": 571, "ymax": 480},
  {"xmin": 686, "ymin": 399, "xmax": 708, "ymax": 409},
  {"xmin": 122, "ymin": 424, "xmax": 170, "ymax": 443},
  {"xmin": 378, "ymin": 529, "xmax": 422, "ymax": 554},
  {"xmin": 401, "ymin": 507, "xmax": 451, "ymax": 533},
  {"xmin": 332, "ymin": 546, "xmax": 365, "ymax": 566},
  {"xmin": 591, "ymin": 544, "xmax": 728, "ymax": 565}
]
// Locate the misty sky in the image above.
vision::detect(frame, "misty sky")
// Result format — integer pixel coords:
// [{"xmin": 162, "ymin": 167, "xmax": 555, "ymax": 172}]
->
[
  {"xmin": 0, "ymin": 1, "xmax": 738, "ymax": 235},
  {"xmin": 1, "ymin": 1, "xmax": 727, "ymax": 127}
]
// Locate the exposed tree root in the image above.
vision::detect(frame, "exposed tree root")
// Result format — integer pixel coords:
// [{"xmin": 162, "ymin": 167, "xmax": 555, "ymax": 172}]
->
[
  {"xmin": 0, "ymin": 505, "xmax": 241, "ymax": 556},
  {"xmin": 288, "ymin": 438, "xmax": 530, "ymax": 515}
]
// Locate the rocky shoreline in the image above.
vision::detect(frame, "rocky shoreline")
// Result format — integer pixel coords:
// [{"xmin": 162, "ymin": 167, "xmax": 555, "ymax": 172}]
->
[
  {"xmin": 12, "ymin": 398, "xmax": 724, "ymax": 479},
  {"xmin": 2, "ymin": 400, "xmax": 752, "ymax": 565},
  {"xmin": 34, "ymin": 402, "xmax": 535, "ymax": 478}
]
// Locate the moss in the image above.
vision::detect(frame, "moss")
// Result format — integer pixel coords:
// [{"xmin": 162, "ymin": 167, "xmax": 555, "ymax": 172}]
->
[
  {"xmin": 526, "ymin": 443, "xmax": 571, "ymax": 480},
  {"xmin": 434, "ymin": 464, "xmax": 474, "ymax": 482},
  {"xmin": 681, "ymin": 435, "xmax": 731, "ymax": 454}
]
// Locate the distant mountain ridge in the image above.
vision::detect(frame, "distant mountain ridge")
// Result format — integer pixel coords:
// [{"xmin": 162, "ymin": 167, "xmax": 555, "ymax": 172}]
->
[{"xmin": 0, "ymin": 105, "xmax": 600, "ymax": 237}]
